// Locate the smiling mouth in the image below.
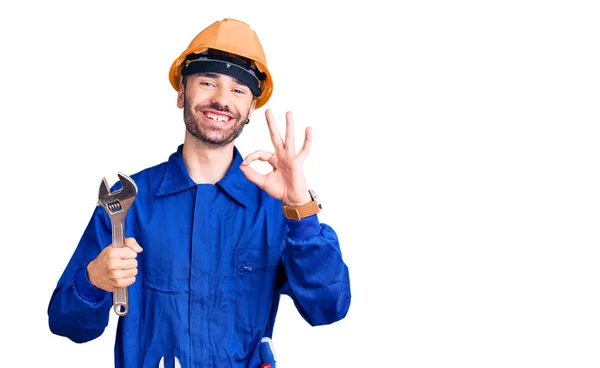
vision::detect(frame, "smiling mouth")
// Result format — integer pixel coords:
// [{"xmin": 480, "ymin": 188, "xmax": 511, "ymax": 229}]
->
[{"xmin": 203, "ymin": 111, "xmax": 232, "ymax": 123}]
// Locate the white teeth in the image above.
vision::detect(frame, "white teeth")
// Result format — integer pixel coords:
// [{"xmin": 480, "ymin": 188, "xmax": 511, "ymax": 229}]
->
[{"xmin": 206, "ymin": 112, "xmax": 230, "ymax": 122}]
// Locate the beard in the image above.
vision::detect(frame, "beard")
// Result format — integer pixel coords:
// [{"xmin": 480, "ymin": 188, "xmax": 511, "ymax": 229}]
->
[{"xmin": 183, "ymin": 97, "xmax": 250, "ymax": 147}]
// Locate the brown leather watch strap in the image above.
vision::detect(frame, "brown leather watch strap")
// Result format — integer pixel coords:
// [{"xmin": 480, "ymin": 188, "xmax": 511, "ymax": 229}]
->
[{"xmin": 282, "ymin": 200, "xmax": 321, "ymax": 220}]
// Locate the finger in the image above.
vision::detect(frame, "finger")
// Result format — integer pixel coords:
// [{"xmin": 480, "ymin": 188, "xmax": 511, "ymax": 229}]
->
[
  {"xmin": 284, "ymin": 111, "xmax": 295, "ymax": 154},
  {"xmin": 265, "ymin": 109, "xmax": 284, "ymax": 150},
  {"xmin": 113, "ymin": 247, "xmax": 140, "ymax": 260},
  {"xmin": 241, "ymin": 150, "xmax": 274, "ymax": 166},
  {"xmin": 124, "ymin": 237, "xmax": 143, "ymax": 253},
  {"xmin": 239, "ymin": 163, "xmax": 267, "ymax": 189},
  {"xmin": 118, "ymin": 258, "xmax": 138, "ymax": 270},
  {"xmin": 116, "ymin": 277, "xmax": 136, "ymax": 289},
  {"xmin": 297, "ymin": 126, "xmax": 313, "ymax": 161},
  {"xmin": 117, "ymin": 267, "xmax": 138, "ymax": 279}
]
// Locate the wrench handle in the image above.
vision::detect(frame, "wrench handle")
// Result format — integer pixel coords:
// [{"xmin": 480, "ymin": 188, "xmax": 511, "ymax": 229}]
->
[{"xmin": 111, "ymin": 221, "xmax": 129, "ymax": 316}]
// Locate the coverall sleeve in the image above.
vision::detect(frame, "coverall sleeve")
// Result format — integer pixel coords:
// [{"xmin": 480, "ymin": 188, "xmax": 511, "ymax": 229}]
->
[
  {"xmin": 280, "ymin": 214, "xmax": 351, "ymax": 326},
  {"xmin": 47, "ymin": 206, "xmax": 112, "ymax": 343}
]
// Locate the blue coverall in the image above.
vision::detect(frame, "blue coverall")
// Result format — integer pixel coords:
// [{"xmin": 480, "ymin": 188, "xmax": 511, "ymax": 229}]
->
[{"xmin": 48, "ymin": 144, "xmax": 351, "ymax": 367}]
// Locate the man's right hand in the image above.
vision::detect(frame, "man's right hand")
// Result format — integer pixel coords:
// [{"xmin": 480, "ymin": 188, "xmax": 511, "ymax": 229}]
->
[{"xmin": 86, "ymin": 238, "xmax": 143, "ymax": 292}]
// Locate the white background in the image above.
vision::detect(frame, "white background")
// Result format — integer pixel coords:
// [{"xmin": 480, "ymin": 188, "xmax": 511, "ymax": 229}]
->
[{"xmin": 1, "ymin": 0, "xmax": 599, "ymax": 367}]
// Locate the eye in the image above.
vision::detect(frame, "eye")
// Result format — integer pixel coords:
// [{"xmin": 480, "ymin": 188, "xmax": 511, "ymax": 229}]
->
[
  {"xmin": 200, "ymin": 81, "xmax": 216, "ymax": 87},
  {"xmin": 233, "ymin": 88, "xmax": 246, "ymax": 94}
]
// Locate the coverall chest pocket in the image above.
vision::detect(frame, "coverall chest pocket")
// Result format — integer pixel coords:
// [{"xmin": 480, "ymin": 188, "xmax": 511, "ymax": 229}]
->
[
  {"xmin": 235, "ymin": 247, "xmax": 281, "ymax": 328},
  {"xmin": 141, "ymin": 236, "xmax": 191, "ymax": 293}
]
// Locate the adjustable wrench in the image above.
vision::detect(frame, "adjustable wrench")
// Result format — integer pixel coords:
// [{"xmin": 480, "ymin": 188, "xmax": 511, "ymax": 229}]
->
[{"xmin": 97, "ymin": 172, "xmax": 138, "ymax": 316}]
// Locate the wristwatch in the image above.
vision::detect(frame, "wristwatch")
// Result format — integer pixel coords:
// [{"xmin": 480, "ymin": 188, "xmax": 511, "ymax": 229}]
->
[{"xmin": 282, "ymin": 189, "xmax": 322, "ymax": 220}]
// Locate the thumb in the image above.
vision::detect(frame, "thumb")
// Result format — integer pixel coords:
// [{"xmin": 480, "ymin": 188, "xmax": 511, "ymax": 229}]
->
[
  {"xmin": 259, "ymin": 337, "xmax": 276, "ymax": 368},
  {"xmin": 124, "ymin": 237, "xmax": 143, "ymax": 253}
]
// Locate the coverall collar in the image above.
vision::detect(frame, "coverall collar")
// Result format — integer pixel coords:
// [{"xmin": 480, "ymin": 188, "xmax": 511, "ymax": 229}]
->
[{"xmin": 156, "ymin": 144, "xmax": 250, "ymax": 207}]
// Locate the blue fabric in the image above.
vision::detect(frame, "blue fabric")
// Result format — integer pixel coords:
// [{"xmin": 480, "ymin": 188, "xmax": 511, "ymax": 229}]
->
[
  {"xmin": 259, "ymin": 339, "xmax": 276, "ymax": 367},
  {"xmin": 48, "ymin": 144, "xmax": 351, "ymax": 368},
  {"xmin": 74, "ymin": 266, "xmax": 105, "ymax": 302}
]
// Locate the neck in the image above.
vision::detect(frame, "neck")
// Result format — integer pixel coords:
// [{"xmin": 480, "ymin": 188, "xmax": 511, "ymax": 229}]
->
[{"xmin": 182, "ymin": 132, "xmax": 235, "ymax": 184}]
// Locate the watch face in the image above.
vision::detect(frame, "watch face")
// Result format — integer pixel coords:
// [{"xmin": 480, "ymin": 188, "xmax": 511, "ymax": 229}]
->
[{"xmin": 308, "ymin": 189, "xmax": 322, "ymax": 209}]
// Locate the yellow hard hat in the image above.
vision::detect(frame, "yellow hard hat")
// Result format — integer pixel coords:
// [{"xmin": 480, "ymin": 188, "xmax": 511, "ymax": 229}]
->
[{"xmin": 169, "ymin": 18, "xmax": 273, "ymax": 109}]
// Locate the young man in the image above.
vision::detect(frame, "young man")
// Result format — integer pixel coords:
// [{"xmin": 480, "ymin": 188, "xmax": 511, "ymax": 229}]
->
[{"xmin": 48, "ymin": 18, "xmax": 351, "ymax": 368}]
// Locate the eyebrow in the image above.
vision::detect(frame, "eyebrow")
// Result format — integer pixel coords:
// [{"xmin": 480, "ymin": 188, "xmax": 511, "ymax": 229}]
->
[
  {"xmin": 198, "ymin": 72, "xmax": 246, "ymax": 87},
  {"xmin": 198, "ymin": 72, "xmax": 220, "ymax": 79}
]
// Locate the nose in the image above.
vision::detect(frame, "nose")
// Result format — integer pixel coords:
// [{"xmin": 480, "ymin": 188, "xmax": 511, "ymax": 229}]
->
[{"xmin": 210, "ymin": 86, "xmax": 230, "ymax": 109}]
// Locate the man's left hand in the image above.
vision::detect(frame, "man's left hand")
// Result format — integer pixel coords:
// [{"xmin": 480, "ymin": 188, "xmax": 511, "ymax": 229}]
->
[{"xmin": 240, "ymin": 109, "xmax": 313, "ymax": 206}]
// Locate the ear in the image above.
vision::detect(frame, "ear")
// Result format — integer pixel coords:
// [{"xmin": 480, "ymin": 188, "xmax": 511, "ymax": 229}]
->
[
  {"xmin": 176, "ymin": 78, "xmax": 185, "ymax": 109},
  {"xmin": 247, "ymin": 97, "xmax": 257, "ymax": 119}
]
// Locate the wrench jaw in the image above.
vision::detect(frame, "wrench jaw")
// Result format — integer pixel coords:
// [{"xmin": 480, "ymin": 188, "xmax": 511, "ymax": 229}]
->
[
  {"xmin": 117, "ymin": 172, "xmax": 138, "ymax": 198},
  {"xmin": 98, "ymin": 177, "xmax": 110, "ymax": 201},
  {"xmin": 97, "ymin": 173, "xmax": 138, "ymax": 217},
  {"xmin": 115, "ymin": 172, "xmax": 138, "ymax": 214},
  {"xmin": 97, "ymin": 178, "xmax": 113, "ymax": 212}
]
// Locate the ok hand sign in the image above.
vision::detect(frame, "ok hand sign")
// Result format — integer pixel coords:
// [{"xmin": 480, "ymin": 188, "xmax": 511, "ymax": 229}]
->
[{"xmin": 240, "ymin": 109, "xmax": 313, "ymax": 206}]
